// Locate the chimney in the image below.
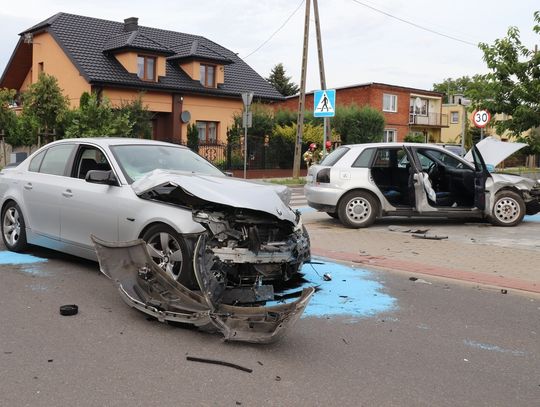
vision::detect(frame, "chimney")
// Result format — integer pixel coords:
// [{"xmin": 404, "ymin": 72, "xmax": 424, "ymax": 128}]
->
[{"xmin": 123, "ymin": 17, "xmax": 139, "ymax": 32}]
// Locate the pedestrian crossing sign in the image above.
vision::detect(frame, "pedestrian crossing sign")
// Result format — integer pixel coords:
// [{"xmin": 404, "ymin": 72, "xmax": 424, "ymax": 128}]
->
[{"xmin": 314, "ymin": 89, "xmax": 335, "ymax": 117}]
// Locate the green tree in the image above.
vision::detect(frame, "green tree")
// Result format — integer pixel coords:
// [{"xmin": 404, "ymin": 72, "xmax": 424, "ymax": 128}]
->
[
  {"xmin": 187, "ymin": 123, "xmax": 199, "ymax": 152},
  {"xmin": 64, "ymin": 93, "xmax": 131, "ymax": 137},
  {"xmin": 266, "ymin": 63, "xmax": 299, "ymax": 96},
  {"xmin": 117, "ymin": 95, "xmax": 153, "ymax": 138},
  {"xmin": 0, "ymin": 89, "xmax": 19, "ymax": 145},
  {"xmin": 332, "ymin": 105, "xmax": 385, "ymax": 144},
  {"xmin": 473, "ymin": 11, "xmax": 540, "ymax": 154},
  {"xmin": 21, "ymin": 73, "xmax": 69, "ymax": 138}
]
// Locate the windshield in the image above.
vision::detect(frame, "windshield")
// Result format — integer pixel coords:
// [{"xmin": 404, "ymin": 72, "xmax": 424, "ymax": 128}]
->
[{"xmin": 110, "ymin": 144, "xmax": 224, "ymax": 183}]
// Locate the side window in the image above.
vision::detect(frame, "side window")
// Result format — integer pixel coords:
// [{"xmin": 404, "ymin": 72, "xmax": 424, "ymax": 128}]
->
[
  {"xmin": 372, "ymin": 148, "xmax": 405, "ymax": 169},
  {"xmin": 351, "ymin": 148, "xmax": 375, "ymax": 168},
  {"xmin": 39, "ymin": 145, "xmax": 75, "ymax": 176},
  {"xmin": 74, "ymin": 146, "xmax": 112, "ymax": 179},
  {"xmin": 28, "ymin": 150, "xmax": 46, "ymax": 172},
  {"xmin": 419, "ymin": 149, "xmax": 464, "ymax": 169}
]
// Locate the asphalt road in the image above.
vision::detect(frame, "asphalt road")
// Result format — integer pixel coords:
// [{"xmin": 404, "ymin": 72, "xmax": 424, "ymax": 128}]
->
[{"xmin": 1, "ymin": 239, "xmax": 539, "ymax": 406}]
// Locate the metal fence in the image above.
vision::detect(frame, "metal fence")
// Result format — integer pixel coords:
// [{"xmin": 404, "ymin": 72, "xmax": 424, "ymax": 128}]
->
[{"xmin": 183, "ymin": 136, "xmax": 311, "ymax": 171}]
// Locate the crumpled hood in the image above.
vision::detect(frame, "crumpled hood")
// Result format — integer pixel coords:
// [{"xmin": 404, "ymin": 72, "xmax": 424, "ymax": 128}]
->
[
  {"xmin": 131, "ymin": 169, "xmax": 295, "ymax": 223},
  {"xmin": 464, "ymin": 137, "xmax": 527, "ymax": 167}
]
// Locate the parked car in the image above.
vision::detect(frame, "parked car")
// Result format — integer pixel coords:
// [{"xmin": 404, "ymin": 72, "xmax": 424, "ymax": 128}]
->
[
  {"xmin": 0, "ymin": 138, "xmax": 313, "ymax": 342},
  {"xmin": 305, "ymin": 141, "xmax": 540, "ymax": 228}
]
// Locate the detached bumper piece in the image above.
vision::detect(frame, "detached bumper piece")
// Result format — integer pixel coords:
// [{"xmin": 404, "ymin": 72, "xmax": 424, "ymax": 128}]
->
[{"xmin": 92, "ymin": 236, "xmax": 314, "ymax": 344}]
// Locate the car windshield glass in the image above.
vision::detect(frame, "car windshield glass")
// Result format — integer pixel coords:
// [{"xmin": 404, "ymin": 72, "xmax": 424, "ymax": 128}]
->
[{"xmin": 110, "ymin": 144, "xmax": 224, "ymax": 183}]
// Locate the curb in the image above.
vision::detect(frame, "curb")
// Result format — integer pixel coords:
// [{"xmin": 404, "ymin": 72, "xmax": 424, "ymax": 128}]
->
[{"xmin": 312, "ymin": 247, "xmax": 540, "ymax": 294}]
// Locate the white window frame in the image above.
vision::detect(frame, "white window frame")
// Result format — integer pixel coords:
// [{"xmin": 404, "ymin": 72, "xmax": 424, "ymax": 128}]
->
[
  {"xmin": 450, "ymin": 111, "xmax": 459, "ymax": 124},
  {"xmin": 383, "ymin": 129, "xmax": 397, "ymax": 143},
  {"xmin": 383, "ymin": 94, "xmax": 397, "ymax": 112}
]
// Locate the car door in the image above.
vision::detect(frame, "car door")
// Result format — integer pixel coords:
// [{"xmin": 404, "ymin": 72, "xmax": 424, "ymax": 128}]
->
[
  {"xmin": 404, "ymin": 146, "xmax": 436, "ymax": 212},
  {"xmin": 471, "ymin": 146, "xmax": 490, "ymax": 211},
  {"xmin": 59, "ymin": 144, "xmax": 127, "ymax": 250},
  {"xmin": 22, "ymin": 143, "xmax": 76, "ymax": 240}
]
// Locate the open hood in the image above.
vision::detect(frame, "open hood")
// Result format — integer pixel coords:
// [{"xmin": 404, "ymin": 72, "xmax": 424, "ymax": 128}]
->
[
  {"xmin": 131, "ymin": 169, "xmax": 295, "ymax": 223},
  {"xmin": 464, "ymin": 137, "xmax": 527, "ymax": 167}
]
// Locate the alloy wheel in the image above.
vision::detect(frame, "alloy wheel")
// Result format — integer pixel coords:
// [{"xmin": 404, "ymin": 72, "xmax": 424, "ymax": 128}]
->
[
  {"xmin": 3, "ymin": 207, "xmax": 21, "ymax": 247},
  {"xmin": 145, "ymin": 232, "xmax": 184, "ymax": 280},
  {"xmin": 494, "ymin": 197, "xmax": 520, "ymax": 224}
]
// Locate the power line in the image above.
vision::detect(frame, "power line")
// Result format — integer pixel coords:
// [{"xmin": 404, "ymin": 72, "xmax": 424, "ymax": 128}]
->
[
  {"xmin": 350, "ymin": 0, "xmax": 478, "ymax": 47},
  {"xmin": 242, "ymin": 0, "xmax": 305, "ymax": 59}
]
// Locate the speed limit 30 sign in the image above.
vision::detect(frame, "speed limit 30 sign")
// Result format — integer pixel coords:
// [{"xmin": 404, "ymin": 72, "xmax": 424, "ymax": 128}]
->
[{"xmin": 472, "ymin": 110, "xmax": 491, "ymax": 128}]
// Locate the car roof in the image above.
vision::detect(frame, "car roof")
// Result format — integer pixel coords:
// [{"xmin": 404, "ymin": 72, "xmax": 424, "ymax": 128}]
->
[
  {"xmin": 339, "ymin": 142, "xmax": 449, "ymax": 151},
  {"xmin": 43, "ymin": 137, "xmax": 188, "ymax": 148}
]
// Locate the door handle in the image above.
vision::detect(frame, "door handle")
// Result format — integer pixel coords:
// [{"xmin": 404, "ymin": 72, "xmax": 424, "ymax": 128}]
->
[
  {"xmin": 62, "ymin": 189, "xmax": 73, "ymax": 198},
  {"xmin": 24, "ymin": 183, "xmax": 32, "ymax": 190}
]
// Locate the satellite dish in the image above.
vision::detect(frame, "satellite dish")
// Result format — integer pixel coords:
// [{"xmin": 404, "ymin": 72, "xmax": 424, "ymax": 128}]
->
[{"xmin": 180, "ymin": 111, "xmax": 191, "ymax": 123}]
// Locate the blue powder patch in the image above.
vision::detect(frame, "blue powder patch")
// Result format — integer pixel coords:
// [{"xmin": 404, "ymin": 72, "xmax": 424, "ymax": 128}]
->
[
  {"xmin": 297, "ymin": 207, "xmax": 316, "ymax": 214},
  {"xmin": 524, "ymin": 214, "xmax": 540, "ymax": 223},
  {"xmin": 278, "ymin": 257, "xmax": 396, "ymax": 318},
  {"xmin": 463, "ymin": 339, "xmax": 526, "ymax": 356},
  {"xmin": 0, "ymin": 251, "xmax": 47, "ymax": 265}
]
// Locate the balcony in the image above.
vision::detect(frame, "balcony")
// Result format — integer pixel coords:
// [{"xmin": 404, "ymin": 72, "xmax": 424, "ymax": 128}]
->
[{"xmin": 409, "ymin": 113, "xmax": 448, "ymax": 127}]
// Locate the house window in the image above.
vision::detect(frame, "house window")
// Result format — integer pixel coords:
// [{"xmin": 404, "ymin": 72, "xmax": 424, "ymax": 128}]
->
[
  {"xmin": 137, "ymin": 55, "xmax": 156, "ymax": 81},
  {"xmin": 410, "ymin": 98, "xmax": 428, "ymax": 116},
  {"xmin": 450, "ymin": 111, "xmax": 459, "ymax": 123},
  {"xmin": 38, "ymin": 62, "xmax": 44, "ymax": 74},
  {"xmin": 383, "ymin": 94, "xmax": 397, "ymax": 112},
  {"xmin": 196, "ymin": 121, "xmax": 218, "ymax": 144},
  {"xmin": 199, "ymin": 64, "xmax": 215, "ymax": 87},
  {"xmin": 383, "ymin": 129, "xmax": 397, "ymax": 142}
]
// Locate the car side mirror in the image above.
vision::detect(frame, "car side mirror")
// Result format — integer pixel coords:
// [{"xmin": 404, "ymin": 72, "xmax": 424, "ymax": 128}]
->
[
  {"xmin": 85, "ymin": 170, "xmax": 118, "ymax": 186},
  {"xmin": 223, "ymin": 171, "xmax": 234, "ymax": 177}
]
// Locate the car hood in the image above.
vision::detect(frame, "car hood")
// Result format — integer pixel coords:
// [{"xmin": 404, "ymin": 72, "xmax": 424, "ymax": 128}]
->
[
  {"xmin": 131, "ymin": 169, "xmax": 295, "ymax": 223},
  {"xmin": 464, "ymin": 137, "xmax": 527, "ymax": 167}
]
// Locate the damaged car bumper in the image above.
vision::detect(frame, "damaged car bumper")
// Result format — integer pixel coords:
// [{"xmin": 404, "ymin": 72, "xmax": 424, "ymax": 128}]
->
[{"xmin": 92, "ymin": 236, "xmax": 314, "ymax": 343}]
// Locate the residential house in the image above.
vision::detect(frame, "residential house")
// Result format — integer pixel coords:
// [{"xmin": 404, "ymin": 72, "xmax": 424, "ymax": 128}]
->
[
  {"xmin": 277, "ymin": 83, "xmax": 447, "ymax": 143},
  {"xmin": 441, "ymin": 95, "xmax": 514, "ymax": 144},
  {"xmin": 0, "ymin": 13, "xmax": 283, "ymax": 144}
]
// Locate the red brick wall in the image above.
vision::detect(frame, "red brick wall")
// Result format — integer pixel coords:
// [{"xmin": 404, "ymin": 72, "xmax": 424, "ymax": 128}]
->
[{"xmin": 273, "ymin": 84, "xmax": 442, "ymax": 142}]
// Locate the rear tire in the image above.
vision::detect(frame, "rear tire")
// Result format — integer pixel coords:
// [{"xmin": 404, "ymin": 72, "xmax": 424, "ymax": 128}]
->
[
  {"xmin": 489, "ymin": 191, "xmax": 525, "ymax": 226},
  {"xmin": 338, "ymin": 191, "xmax": 378, "ymax": 228},
  {"xmin": 2, "ymin": 201, "xmax": 28, "ymax": 252}
]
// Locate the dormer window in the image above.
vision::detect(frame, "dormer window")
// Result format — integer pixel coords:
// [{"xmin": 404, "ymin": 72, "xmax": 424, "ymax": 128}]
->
[
  {"xmin": 199, "ymin": 64, "xmax": 215, "ymax": 87},
  {"xmin": 137, "ymin": 55, "xmax": 156, "ymax": 81}
]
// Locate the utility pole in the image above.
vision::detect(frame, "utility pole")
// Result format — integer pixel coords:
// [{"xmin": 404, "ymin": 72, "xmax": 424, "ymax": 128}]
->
[
  {"xmin": 292, "ymin": 0, "xmax": 311, "ymax": 179},
  {"xmin": 313, "ymin": 0, "xmax": 330, "ymax": 155}
]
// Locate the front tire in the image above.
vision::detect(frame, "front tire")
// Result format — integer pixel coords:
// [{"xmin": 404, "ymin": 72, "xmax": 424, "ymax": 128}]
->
[
  {"xmin": 489, "ymin": 191, "xmax": 525, "ymax": 226},
  {"xmin": 2, "ymin": 201, "xmax": 28, "ymax": 252},
  {"xmin": 141, "ymin": 224, "xmax": 195, "ymax": 287},
  {"xmin": 338, "ymin": 191, "xmax": 378, "ymax": 228}
]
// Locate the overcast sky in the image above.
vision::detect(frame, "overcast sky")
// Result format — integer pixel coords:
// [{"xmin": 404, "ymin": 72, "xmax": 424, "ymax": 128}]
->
[{"xmin": 1, "ymin": 0, "xmax": 538, "ymax": 93}]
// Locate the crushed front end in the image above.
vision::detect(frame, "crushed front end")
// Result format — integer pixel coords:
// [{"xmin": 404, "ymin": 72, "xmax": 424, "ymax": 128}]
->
[{"xmin": 92, "ymin": 180, "xmax": 313, "ymax": 343}]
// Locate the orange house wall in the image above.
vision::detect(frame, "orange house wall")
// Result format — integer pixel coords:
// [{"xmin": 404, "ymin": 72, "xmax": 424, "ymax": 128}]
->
[
  {"xmin": 182, "ymin": 94, "xmax": 243, "ymax": 142},
  {"xmin": 103, "ymin": 88, "xmax": 173, "ymax": 113},
  {"xmin": 32, "ymin": 32, "xmax": 91, "ymax": 107}
]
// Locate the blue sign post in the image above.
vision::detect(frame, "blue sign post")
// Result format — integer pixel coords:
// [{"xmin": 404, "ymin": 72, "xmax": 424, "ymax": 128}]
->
[
  {"xmin": 314, "ymin": 89, "xmax": 335, "ymax": 158},
  {"xmin": 314, "ymin": 89, "xmax": 335, "ymax": 118}
]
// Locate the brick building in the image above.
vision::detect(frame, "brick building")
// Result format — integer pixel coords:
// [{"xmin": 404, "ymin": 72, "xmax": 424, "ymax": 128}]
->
[{"xmin": 277, "ymin": 83, "xmax": 447, "ymax": 143}]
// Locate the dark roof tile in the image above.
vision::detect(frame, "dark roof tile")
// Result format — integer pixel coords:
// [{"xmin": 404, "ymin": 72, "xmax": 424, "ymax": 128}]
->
[{"xmin": 23, "ymin": 13, "xmax": 283, "ymax": 100}]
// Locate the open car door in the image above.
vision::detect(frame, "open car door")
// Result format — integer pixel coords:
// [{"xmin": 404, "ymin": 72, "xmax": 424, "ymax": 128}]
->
[
  {"xmin": 471, "ymin": 145, "xmax": 491, "ymax": 210},
  {"xmin": 403, "ymin": 146, "xmax": 436, "ymax": 213}
]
